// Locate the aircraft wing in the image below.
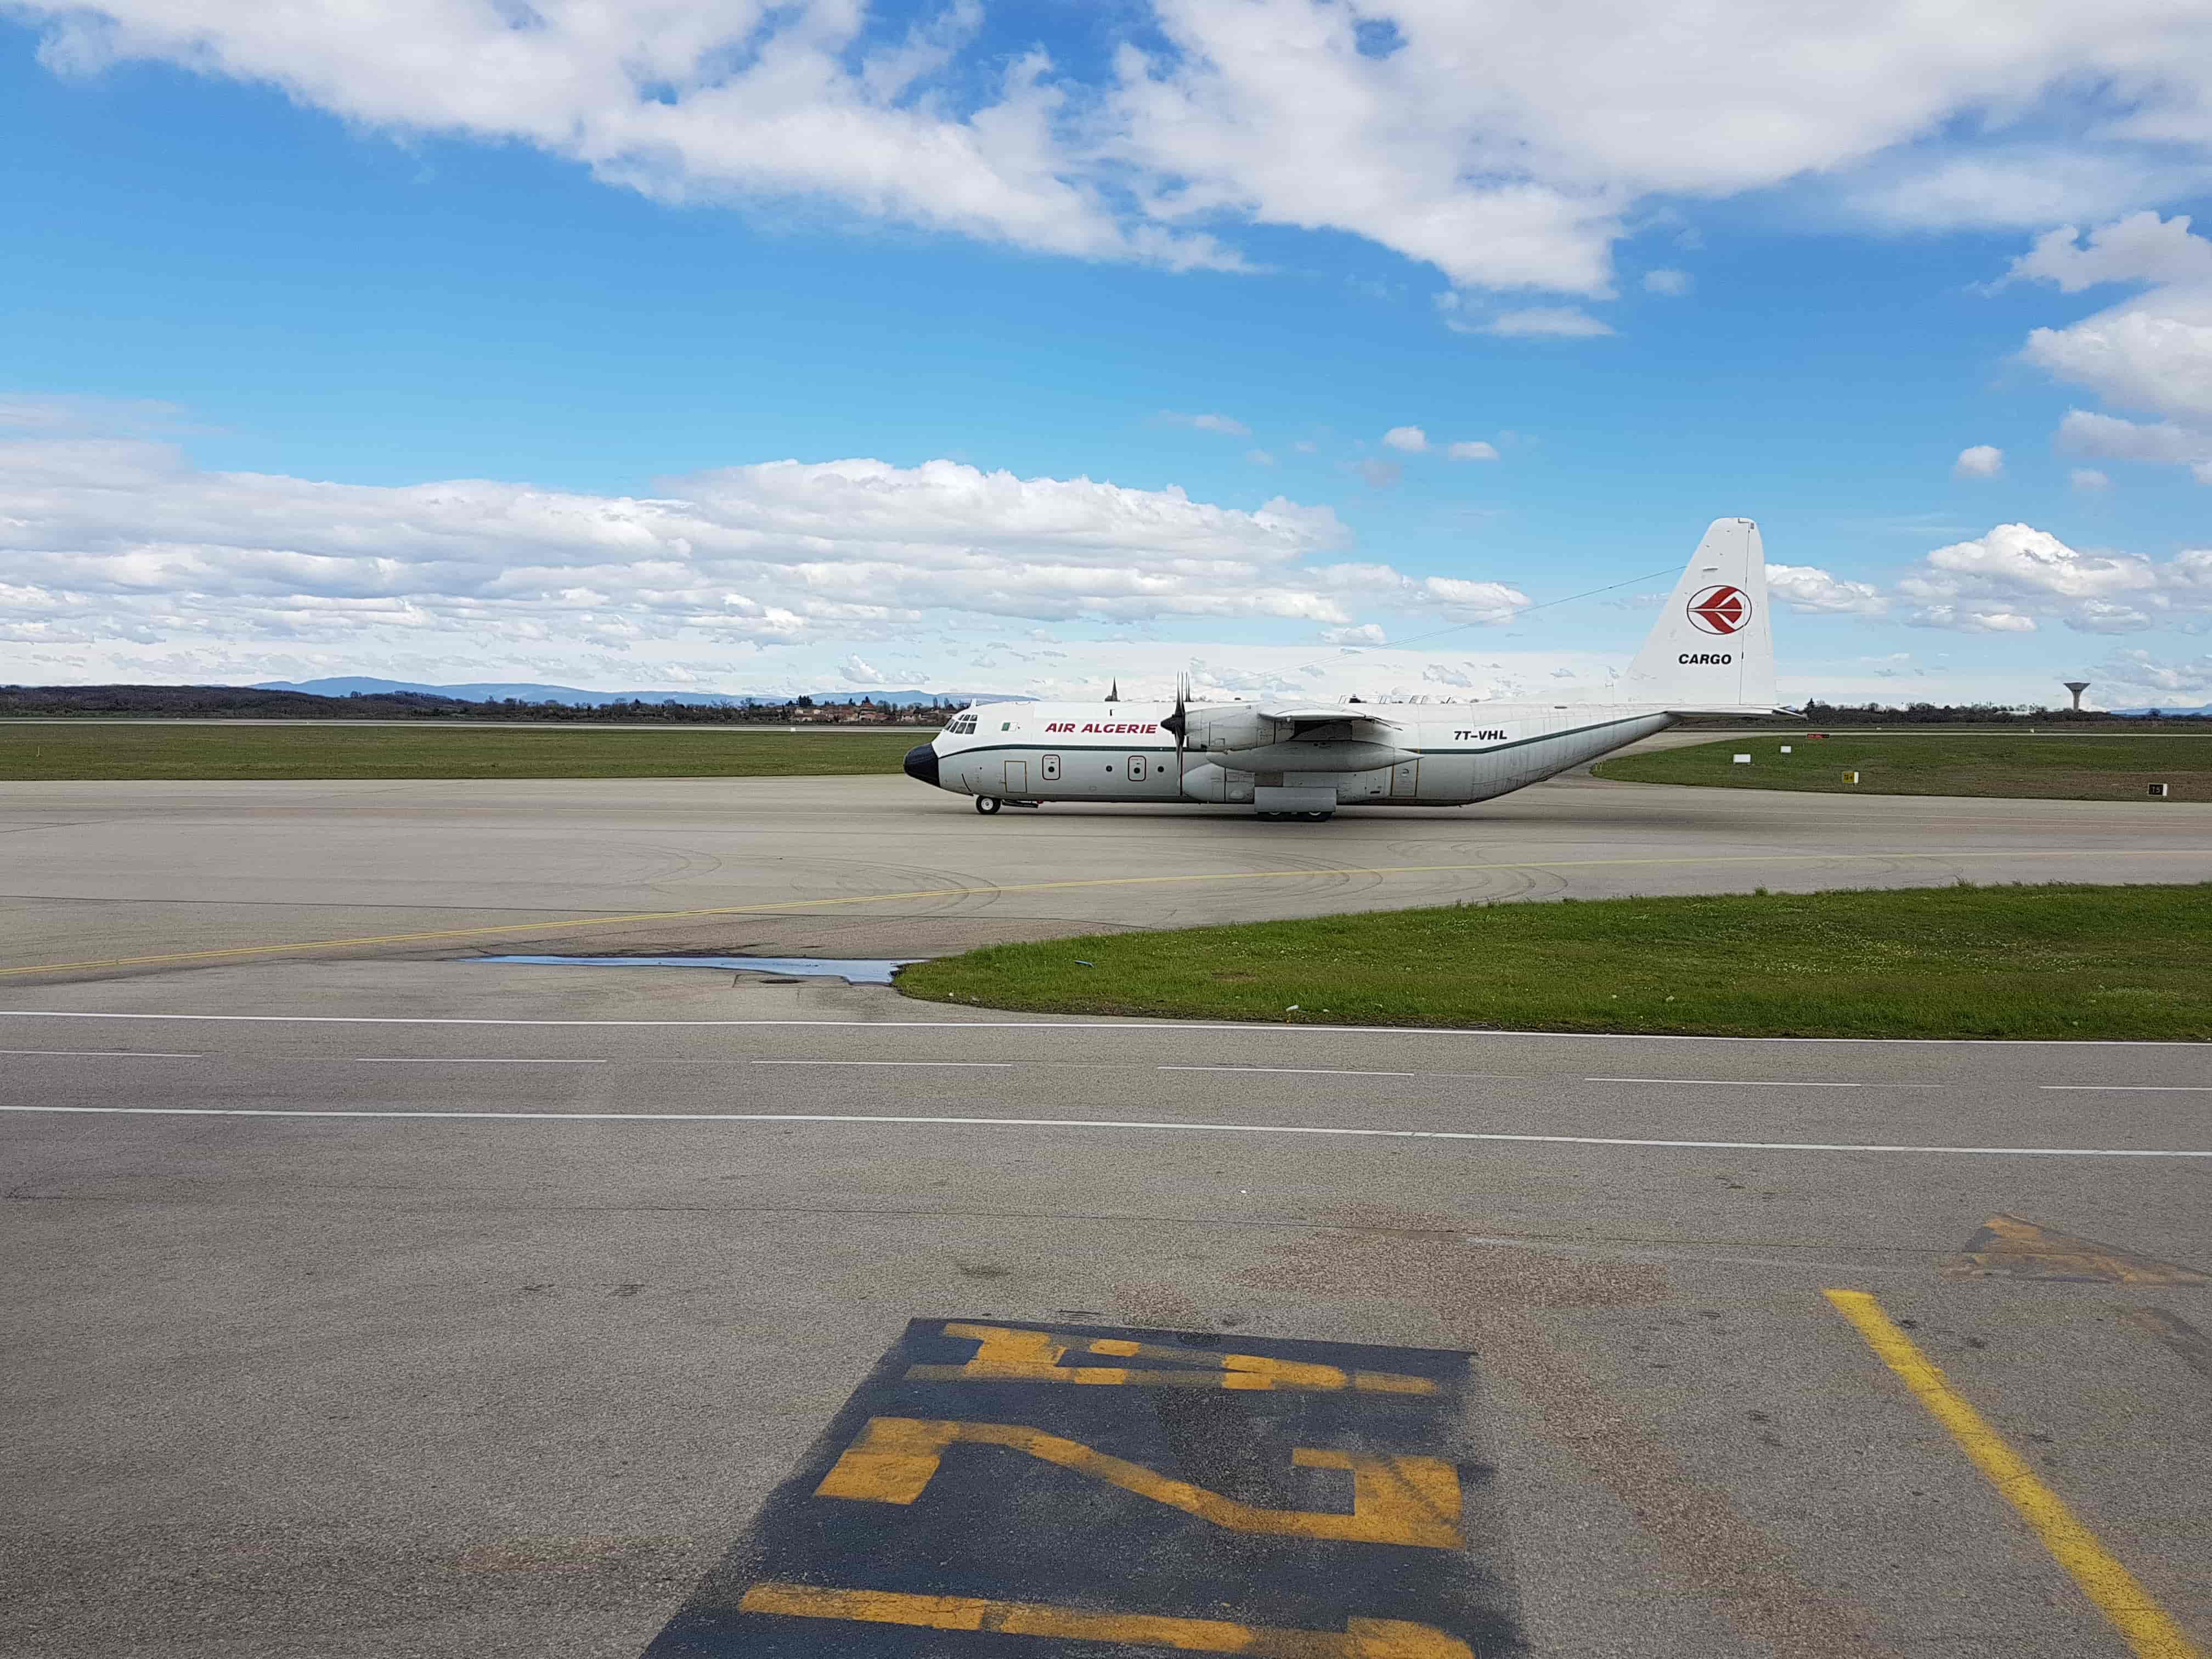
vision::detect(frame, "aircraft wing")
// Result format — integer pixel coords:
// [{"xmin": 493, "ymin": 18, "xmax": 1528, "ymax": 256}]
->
[{"xmin": 1255, "ymin": 705, "xmax": 1405, "ymax": 732}]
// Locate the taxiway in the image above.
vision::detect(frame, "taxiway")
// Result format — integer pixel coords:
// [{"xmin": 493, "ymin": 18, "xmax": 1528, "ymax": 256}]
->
[
  {"xmin": 3, "ymin": 766, "xmax": 2207, "ymax": 980},
  {"xmin": 3, "ymin": 766, "xmax": 2208, "ymax": 1659}
]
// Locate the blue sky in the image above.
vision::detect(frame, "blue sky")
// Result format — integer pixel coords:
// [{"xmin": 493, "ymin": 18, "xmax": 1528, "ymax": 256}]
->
[{"xmin": 6, "ymin": 2, "xmax": 2212, "ymax": 708}]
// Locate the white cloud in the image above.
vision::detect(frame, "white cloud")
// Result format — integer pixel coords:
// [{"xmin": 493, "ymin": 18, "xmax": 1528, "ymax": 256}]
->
[
  {"xmin": 1768, "ymin": 563, "xmax": 1888, "ymax": 616},
  {"xmin": 1420, "ymin": 662, "xmax": 1487, "ymax": 690},
  {"xmin": 1903, "ymin": 605, "xmax": 2040, "ymax": 634},
  {"xmin": 1895, "ymin": 522, "xmax": 2212, "ymax": 634},
  {"xmin": 2011, "ymin": 215, "xmax": 2212, "ymax": 477},
  {"xmin": 838, "ymin": 654, "xmax": 891, "ymax": 686},
  {"xmin": 0, "ymin": 393, "xmax": 189, "ymax": 434},
  {"xmin": 1321, "ymin": 623, "xmax": 1387, "ymax": 645},
  {"xmin": 1756, "ymin": 520, "xmax": 2212, "ymax": 638},
  {"xmin": 1844, "ymin": 149, "xmax": 2211, "ymax": 234},
  {"xmin": 1382, "ymin": 426, "xmax": 1429, "ymax": 453},
  {"xmin": 1476, "ymin": 307, "xmax": 1617, "ymax": 339},
  {"xmin": 1641, "ymin": 268, "xmax": 1692, "ymax": 296},
  {"xmin": 24, "ymin": 4, "xmax": 2212, "ymax": 302},
  {"xmin": 1952, "ymin": 444, "xmax": 2004, "ymax": 479},
  {"xmin": 1357, "ymin": 458, "xmax": 1402, "ymax": 489},
  {"xmin": 1445, "ymin": 440, "xmax": 1500, "ymax": 461},
  {"xmin": 2057, "ymin": 409, "xmax": 2212, "ymax": 481},
  {"xmin": 2071, "ymin": 468, "xmax": 2111, "ymax": 492},
  {"xmin": 1418, "ymin": 577, "xmax": 1527, "ymax": 622},
  {"xmin": 0, "ymin": 398, "xmax": 1415, "ymax": 682},
  {"xmin": 2027, "ymin": 308, "xmax": 2212, "ymax": 425},
  {"xmin": 2097, "ymin": 648, "xmax": 2212, "ymax": 700},
  {"xmin": 2006, "ymin": 212, "xmax": 2212, "ymax": 294},
  {"xmin": 1162, "ymin": 411, "xmax": 1252, "ymax": 436},
  {"xmin": 1245, "ymin": 448, "xmax": 1277, "ymax": 466}
]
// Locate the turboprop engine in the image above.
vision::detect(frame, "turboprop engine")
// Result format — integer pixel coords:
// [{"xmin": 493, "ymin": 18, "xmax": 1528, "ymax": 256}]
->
[{"xmin": 1176, "ymin": 706, "xmax": 1417, "ymax": 774}]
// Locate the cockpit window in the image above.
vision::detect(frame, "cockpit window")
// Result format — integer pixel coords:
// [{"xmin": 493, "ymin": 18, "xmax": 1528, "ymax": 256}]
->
[{"xmin": 946, "ymin": 713, "xmax": 978, "ymax": 736}]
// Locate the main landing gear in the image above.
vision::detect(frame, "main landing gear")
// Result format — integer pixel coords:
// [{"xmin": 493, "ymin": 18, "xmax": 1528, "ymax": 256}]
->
[{"xmin": 1257, "ymin": 810, "xmax": 1335, "ymax": 822}]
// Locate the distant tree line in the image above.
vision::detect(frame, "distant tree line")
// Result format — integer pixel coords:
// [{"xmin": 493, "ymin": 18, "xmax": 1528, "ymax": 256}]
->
[
  {"xmin": 0, "ymin": 685, "xmax": 947, "ymax": 724},
  {"xmin": 1681, "ymin": 700, "xmax": 2208, "ymax": 729},
  {"xmin": 3, "ymin": 685, "xmax": 2203, "ymax": 727}
]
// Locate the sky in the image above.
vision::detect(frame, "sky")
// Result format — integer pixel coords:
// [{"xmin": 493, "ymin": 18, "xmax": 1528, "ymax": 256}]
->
[{"xmin": 5, "ymin": 2, "xmax": 2212, "ymax": 710}]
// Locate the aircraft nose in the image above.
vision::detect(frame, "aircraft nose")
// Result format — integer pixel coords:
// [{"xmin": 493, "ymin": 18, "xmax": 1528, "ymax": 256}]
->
[{"xmin": 902, "ymin": 743, "xmax": 941, "ymax": 787}]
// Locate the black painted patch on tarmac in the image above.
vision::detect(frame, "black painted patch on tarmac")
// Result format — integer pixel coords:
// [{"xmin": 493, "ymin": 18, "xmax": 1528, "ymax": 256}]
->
[{"xmin": 642, "ymin": 1317, "xmax": 1520, "ymax": 1657}]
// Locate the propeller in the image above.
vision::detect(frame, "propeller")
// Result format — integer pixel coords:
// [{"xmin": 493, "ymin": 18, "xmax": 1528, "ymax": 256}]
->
[{"xmin": 1161, "ymin": 672, "xmax": 1190, "ymax": 757}]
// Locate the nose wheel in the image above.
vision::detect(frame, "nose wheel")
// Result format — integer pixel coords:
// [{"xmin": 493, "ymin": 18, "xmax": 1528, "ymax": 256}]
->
[{"xmin": 975, "ymin": 796, "xmax": 1002, "ymax": 815}]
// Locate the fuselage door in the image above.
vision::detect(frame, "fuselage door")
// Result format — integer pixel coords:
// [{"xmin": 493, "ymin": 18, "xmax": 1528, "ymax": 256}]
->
[
  {"xmin": 1391, "ymin": 759, "xmax": 1420, "ymax": 798},
  {"xmin": 1003, "ymin": 760, "xmax": 1028, "ymax": 796}
]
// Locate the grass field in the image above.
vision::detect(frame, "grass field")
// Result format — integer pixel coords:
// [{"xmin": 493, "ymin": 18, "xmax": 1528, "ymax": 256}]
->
[
  {"xmin": 1594, "ymin": 731, "xmax": 2212, "ymax": 800},
  {"xmin": 0, "ymin": 722, "xmax": 921, "ymax": 781},
  {"xmin": 898, "ymin": 882, "xmax": 2212, "ymax": 1040}
]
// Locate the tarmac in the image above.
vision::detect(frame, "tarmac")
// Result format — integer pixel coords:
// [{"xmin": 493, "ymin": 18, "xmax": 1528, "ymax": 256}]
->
[
  {"xmin": 3, "ymin": 758, "xmax": 2208, "ymax": 977},
  {"xmin": 2, "ymin": 759, "xmax": 2208, "ymax": 1657}
]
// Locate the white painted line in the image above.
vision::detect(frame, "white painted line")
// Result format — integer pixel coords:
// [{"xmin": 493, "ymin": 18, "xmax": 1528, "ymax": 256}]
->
[
  {"xmin": 0, "ymin": 1048, "xmax": 202, "ymax": 1059},
  {"xmin": 0, "ymin": 1011, "xmax": 2198, "ymax": 1046},
  {"xmin": 1162, "ymin": 1065, "xmax": 1419, "ymax": 1078},
  {"xmin": 353, "ymin": 1057, "xmax": 607, "ymax": 1065},
  {"xmin": 1160, "ymin": 1065, "xmax": 1530, "ymax": 1081},
  {"xmin": 750, "ymin": 1059, "xmax": 1018, "ymax": 1069},
  {"xmin": 1585, "ymin": 1076, "xmax": 1940, "ymax": 1090},
  {"xmin": 4, "ymin": 1104, "xmax": 2205, "ymax": 1158},
  {"xmin": 2040, "ymin": 1084, "xmax": 2212, "ymax": 1092}
]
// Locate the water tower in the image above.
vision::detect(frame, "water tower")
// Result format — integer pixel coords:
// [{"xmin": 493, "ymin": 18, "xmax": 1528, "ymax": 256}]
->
[{"xmin": 2062, "ymin": 681, "xmax": 2090, "ymax": 711}]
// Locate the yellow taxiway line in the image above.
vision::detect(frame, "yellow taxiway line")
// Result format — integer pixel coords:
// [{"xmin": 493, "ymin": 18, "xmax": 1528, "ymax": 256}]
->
[{"xmin": 1825, "ymin": 1288, "xmax": 2204, "ymax": 1659}]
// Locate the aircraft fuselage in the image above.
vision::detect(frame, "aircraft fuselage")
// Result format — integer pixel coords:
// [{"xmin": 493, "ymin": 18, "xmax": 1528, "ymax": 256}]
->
[{"xmin": 903, "ymin": 700, "xmax": 1678, "ymax": 816}]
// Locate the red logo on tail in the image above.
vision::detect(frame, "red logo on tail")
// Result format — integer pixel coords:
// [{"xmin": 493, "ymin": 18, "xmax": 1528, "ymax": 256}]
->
[{"xmin": 1687, "ymin": 584, "xmax": 1750, "ymax": 635}]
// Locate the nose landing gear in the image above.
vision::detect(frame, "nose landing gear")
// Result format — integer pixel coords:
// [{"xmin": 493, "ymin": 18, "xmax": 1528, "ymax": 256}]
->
[{"xmin": 975, "ymin": 797, "xmax": 1002, "ymax": 815}]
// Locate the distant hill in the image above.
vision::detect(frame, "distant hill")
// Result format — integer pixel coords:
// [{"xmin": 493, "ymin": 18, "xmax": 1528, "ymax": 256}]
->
[
  {"xmin": 0, "ymin": 683, "xmax": 1000, "ymax": 723},
  {"xmin": 2107, "ymin": 705, "xmax": 2211, "ymax": 717},
  {"xmin": 255, "ymin": 677, "xmax": 1028, "ymax": 707}
]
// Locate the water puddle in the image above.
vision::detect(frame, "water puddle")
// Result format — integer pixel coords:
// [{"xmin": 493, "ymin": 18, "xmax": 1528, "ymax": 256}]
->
[{"xmin": 480, "ymin": 955, "xmax": 923, "ymax": 985}]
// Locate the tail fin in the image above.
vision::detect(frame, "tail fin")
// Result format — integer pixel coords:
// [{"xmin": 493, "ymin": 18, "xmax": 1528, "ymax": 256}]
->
[{"xmin": 1621, "ymin": 517, "xmax": 1779, "ymax": 712}]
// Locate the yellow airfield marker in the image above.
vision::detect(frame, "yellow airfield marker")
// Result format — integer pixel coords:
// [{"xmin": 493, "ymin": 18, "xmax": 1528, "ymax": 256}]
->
[
  {"xmin": 737, "ymin": 1582, "xmax": 1476, "ymax": 1657},
  {"xmin": 1943, "ymin": 1215, "xmax": 2209, "ymax": 1284},
  {"xmin": 1824, "ymin": 1288, "xmax": 2204, "ymax": 1659},
  {"xmin": 815, "ymin": 1415, "xmax": 1463, "ymax": 1550}
]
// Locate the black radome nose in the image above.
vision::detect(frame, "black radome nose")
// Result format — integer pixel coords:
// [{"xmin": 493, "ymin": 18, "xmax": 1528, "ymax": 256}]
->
[{"xmin": 902, "ymin": 743, "xmax": 940, "ymax": 787}]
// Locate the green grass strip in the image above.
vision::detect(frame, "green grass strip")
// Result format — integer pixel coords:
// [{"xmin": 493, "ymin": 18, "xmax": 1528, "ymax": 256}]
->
[
  {"xmin": 1594, "ymin": 732, "xmax": 2212, "ymax": 800},
  {"xmin": 899, "ymin": 882, "xmax": 2212, "ymax": 1040},
  {"xmin": 0, "ymin": 723, "xmax": 919, "ymax": 781}
]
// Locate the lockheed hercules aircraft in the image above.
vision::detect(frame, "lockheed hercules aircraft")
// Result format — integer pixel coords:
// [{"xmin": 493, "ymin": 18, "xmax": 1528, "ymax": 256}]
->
[{"xmin": 902, "ymin": 518, "xmax": 1782, "ymax": 820}]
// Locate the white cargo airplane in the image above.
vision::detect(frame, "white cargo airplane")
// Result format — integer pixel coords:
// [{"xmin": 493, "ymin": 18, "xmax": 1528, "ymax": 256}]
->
[{"xmin": 903, "ymin": 518, "xmax": 1784, "ymax": 819}]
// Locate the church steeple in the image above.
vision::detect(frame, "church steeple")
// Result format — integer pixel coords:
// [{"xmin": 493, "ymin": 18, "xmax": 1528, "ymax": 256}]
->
[{"xmin": 1105, "ymin": 679, "xmax": 1120, "ymax": 702}]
